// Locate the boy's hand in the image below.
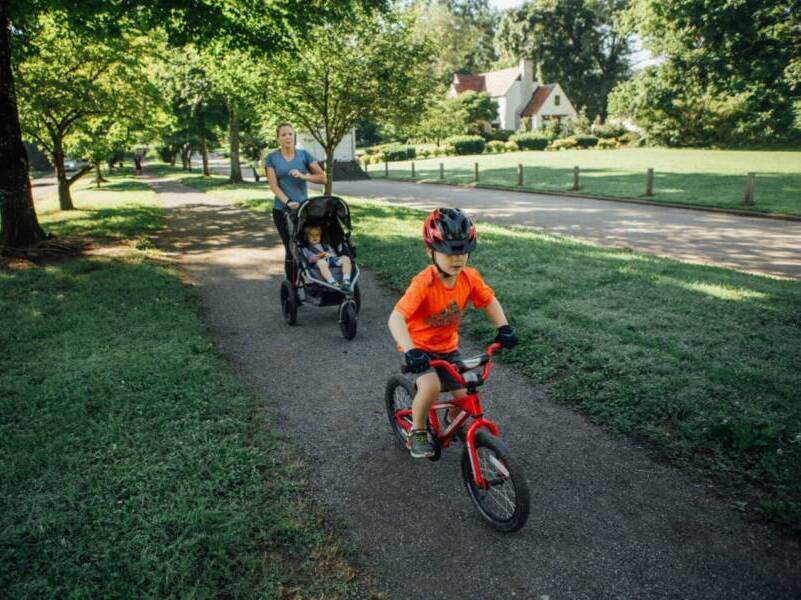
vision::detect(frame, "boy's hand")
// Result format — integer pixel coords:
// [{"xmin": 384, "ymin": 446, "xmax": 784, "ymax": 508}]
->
[
  {"xmin": 494, "ymin": 325, "xmax": 518, "ymax": 349},
  {"xmin": 404, "ymin": 348, "xmax": 430, "ymax": 373}
]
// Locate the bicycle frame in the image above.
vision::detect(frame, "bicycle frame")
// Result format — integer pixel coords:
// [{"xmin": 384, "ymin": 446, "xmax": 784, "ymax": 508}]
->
[{"xmin": 394, "ymin": 342, "xmax": 504, "ymax": 489}]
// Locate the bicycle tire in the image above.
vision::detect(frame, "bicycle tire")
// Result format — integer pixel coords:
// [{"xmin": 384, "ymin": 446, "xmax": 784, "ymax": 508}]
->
[
  {"xmin": 461, "ymin": 430, "xmax": 530, "ymax": 532},
  {"xmin": 385, "ymin": 375, "xmax": 414, "ymax": 448}
]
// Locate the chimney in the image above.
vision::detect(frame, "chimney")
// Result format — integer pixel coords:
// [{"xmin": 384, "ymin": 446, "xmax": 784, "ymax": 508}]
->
[{"xmin": 519, "ymin": 58, "xmax": 534, "ymax": 83}]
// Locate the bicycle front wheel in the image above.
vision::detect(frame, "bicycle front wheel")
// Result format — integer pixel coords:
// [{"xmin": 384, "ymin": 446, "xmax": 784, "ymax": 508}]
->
[
  {"xmin": 385, "ymin": 376, "xmax": 415, "ymax": 448},
  {"xmin": 461, "ymin": 430, "xmax": 530, "ymax": 532}
]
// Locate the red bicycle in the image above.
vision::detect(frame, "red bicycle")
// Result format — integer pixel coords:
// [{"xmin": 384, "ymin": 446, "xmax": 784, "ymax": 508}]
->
[{"xmin": 385, "ymin": 343, "xmax": 530, "ymax": 532}]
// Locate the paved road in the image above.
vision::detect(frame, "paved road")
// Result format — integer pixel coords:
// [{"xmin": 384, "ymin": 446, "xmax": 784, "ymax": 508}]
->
[
  {"xmin": 332, "ymin": 180, "xmax": 801, "ymax": 280},
  {"xmin": 147, "ymin": 174, "xmax": 801, "ymax": 600}
]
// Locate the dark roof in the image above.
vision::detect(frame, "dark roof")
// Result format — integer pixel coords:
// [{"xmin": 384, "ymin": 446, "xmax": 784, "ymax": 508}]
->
[
  {"xmin": 521, "ymin": 84, "xmax": 556, "ymax": 116},
  {"xmin": 453, "ymin": 74, "xmax": 485, "ymax": 94}
]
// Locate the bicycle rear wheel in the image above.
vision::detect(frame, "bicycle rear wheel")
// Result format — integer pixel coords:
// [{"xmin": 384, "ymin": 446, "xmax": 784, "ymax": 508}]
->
[
  {"xmin": 461, "ymin": 430, "xmax": 530, "ymax": 532},
  {"xmin": 385, "ymin": 376, "xmax": 414, "ymax": 448}
]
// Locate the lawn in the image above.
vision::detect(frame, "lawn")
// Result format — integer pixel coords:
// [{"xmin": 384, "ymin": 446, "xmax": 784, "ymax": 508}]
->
[
  {"xmin": 368, "ymin": 147, "xmax": 801, "ymax": 217},
  {"xmin": 1, "ymin": 169, "xmax": 366, "ymax": 597},
  {"xmin": 170, "ymin": 169, "xmax": 801, "ymax": 531}
]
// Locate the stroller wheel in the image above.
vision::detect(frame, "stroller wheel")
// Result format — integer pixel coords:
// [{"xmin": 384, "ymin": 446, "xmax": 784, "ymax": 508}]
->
[
  {"xmin": 280, "ymin": 280, "xmax": 298, "ymax": 325},
  {"xmin": 338, "ymin": 300, "xmax": 357, "ymax": 340},
  {"xmin": 352, "ymin": 281, "xmax": 361, "ymax": 314}
]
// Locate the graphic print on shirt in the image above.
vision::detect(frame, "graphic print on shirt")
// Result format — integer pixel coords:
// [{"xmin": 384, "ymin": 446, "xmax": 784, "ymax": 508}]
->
[{"xmin": 424, "ymin": 301, "xmax": 462, "ymax": 328}]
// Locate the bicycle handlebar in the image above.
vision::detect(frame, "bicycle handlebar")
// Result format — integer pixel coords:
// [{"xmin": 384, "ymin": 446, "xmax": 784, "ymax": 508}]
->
[{"xmin": 400, "ymin": 342, "xmax": 503, "ymax": 384}]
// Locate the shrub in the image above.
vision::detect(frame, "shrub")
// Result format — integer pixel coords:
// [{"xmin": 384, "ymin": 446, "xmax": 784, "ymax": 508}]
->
[
  {"xmin": 487, "ymin": 140, "xmax": 506, "ymax": 153},
  {"xmin": 481, "ymin": 129, "xmax": 513, "ymax": 142},
  {"xmin": 592, "ymin": 123, "xmax": 626, "ymax": 139},
  {"xmin": 596, "ymin": 138, "xmax": 619, "ymax": 149},
  {"xmin": 504, "ymin": 140, "xmax": 519, "ymax": 152},
  {"xmin": 573, "ymin": 135, "xmax": 599, "ymax": 148},
  {"xmin": 380, "ymin": 144, "xmax": 416, "ymax": 161},
  {"xmin": 619, "ymin": 131, "xmax": 641, "ymax": 146},
  {"xmin": 509, "ymin": 132, "xmax": 550, "ymax": 150},
  {"xmin": 444, "ymin": 135, "xmax": 486, "ymax": 155},
  {"xmin": 156, "ymin": 146, "xmax": 174, "ymax": 163},
  {"xmin": 418, "ymin": 149, "xmax": 430, "ymax": 159},
  {"xmin": 550, "ymin": 137, "xmax": 579, "ymax": 150},
  {"xmin": 441, "ymin": 144, "xmax": 456, "ymax": 156}
]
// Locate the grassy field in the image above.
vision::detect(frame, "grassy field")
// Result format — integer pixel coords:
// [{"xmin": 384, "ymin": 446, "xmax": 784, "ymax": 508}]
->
[
  {"xmin": 1, "ymin": 169, "xmax": 367, "ymax": 597},
  {"xmin": 368, "ymin": 147, "xmax": 801, "ymax": 217},
  {"xmin": 170, "ymin": 169, "xmax": 801, "ymax": 531}
]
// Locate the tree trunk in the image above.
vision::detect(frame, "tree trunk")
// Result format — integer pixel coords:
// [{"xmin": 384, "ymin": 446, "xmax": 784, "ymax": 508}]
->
[
  {"xmin": 227, "ymin": 102, "xmax": 242, "ymax": 183},
  {"xmin": 181, "ymin": 144, "xmax": 191, "ymax": 171},
  {"xmin": 200, "ymin": 137, "xmax": 209, "ymax": 176},
  {"xmin": 94, "ymin": 162, "xmax": 107, "ymax": 186},
  {"xmin": 252, "ymin": 163, "xmax": 260, "ymax": 182},
  {"xmin": 52, "ymin": 136, "xmax": 75, "ymax": 211},
  {"xmin": 0, "ymin": 0, "xmax": 47, "ymax": 250},
  {"xmin": 324, "ymin": 149, "xmax": 334, "ymax": 195}
]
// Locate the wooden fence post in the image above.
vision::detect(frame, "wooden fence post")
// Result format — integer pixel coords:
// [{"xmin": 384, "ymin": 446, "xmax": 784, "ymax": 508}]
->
[
  {"xmin": 572, "ymin": 166, "xmax": 580, "ymax": 191},
  {"xmin": 645, "ymin": 168, "xmax": 654, "ymax": 196},
  {"xmin": 411, "ymin": 161, "xmax": 415, "ymax": 178},
  {"xmin": 474, "ymin": 162, "xmax": 479, "ymax": 182},
  {"xmin": 440, "ymin": 163, "xmax": 444, "ymax": 179},
  {"xmin": 385, "ymin": 160, "xmax": 388, "ymax": 177},
  {"xmin": 744, "ymin": 172, "xmax": 755, "ymax": 205},
  {"xmin": 517, "ymin": 164, "xmax": 523, "ymax": 186}
]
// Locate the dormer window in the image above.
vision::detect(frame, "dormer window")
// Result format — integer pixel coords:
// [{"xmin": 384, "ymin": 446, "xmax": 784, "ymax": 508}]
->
[{"xmin": 554, "ymin": 94, "xmax": 561, "ymax": 106}]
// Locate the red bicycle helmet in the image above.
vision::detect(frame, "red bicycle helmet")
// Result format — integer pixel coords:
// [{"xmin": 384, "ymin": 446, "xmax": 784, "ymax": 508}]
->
[{"xmin": 422, "ymin": 208, "xmax": 477, "ymax": 255}]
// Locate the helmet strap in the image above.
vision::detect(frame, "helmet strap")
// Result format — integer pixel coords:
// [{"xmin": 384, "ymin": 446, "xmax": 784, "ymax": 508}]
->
[{"xmin": 431, "ymin": 250, "xmax": 453, "ymax": 278}]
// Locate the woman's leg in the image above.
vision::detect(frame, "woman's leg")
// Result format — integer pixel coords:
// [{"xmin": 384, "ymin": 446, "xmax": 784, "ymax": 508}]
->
[{"xmin": 271, "ymin": 209, "xmax": 292, "ymax": 279}]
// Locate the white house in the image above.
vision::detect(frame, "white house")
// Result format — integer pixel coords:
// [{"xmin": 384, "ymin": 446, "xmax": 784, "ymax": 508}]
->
[
  {"xmin": 448, "ymin": 59, "xmax": 577, "ymax": 131},
  {"xmin": 296, "ymin": 130, "xmax": 356, "ymax": 163}
]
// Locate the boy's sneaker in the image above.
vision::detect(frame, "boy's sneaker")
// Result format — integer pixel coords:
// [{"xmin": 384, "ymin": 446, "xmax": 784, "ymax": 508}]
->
[
  {"xmin": 408, "ymin": 429, "xmax": 435, "ymax": 458},
  {"xmin": 340, "ymin": 281, "xmax": 352, "ymax": 293}
]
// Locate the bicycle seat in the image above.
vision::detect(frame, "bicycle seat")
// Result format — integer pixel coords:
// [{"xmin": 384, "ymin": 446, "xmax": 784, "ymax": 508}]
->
[{"xmin": 453, "ymin": 352, "xmax": 490, "ymax": 373}]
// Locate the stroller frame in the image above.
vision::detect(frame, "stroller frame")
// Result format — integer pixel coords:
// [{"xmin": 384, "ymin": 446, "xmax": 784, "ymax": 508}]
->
[{"xmin": 280, "ymin": 195, "xmax": 361, "ymax": 340}]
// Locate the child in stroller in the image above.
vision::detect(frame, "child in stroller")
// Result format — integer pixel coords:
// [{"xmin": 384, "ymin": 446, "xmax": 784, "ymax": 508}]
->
[
  {"xmin": 279, "ymin": 196, "xmax": 361, "ymax": 340},
  {"xmin": 301, "ymin": 225, "xmax": 353, "ymax": 291}
]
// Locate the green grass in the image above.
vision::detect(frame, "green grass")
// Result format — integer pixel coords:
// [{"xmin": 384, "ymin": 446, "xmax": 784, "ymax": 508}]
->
[
  {"xmin": 158, "ymin": 166, "xmax": 801, "ymax": 530},
  {"xmin": 369, "ymin": 147, "xmax": 801, "ymax": 217},
  {"xmin": 1, "ymin": 171, "xmax": 366, "ymax": 597}
]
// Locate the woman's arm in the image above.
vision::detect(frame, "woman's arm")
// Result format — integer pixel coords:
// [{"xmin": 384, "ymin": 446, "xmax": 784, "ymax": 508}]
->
[
  {"xmin": 266, "ymin": 167, "xmax": 292, "ymax": 206},
  {"xmin": 388, "ymin": 309, "xmax": 415, "ymax": 352},
  {"xmin": 302, "ymin": 160, "xmax": 326, "ymax": 185}
]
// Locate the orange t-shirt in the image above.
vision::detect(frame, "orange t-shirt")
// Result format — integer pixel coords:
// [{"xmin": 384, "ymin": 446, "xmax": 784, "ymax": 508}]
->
[{"xmin": 394, "ymin": 265, "xmax": 495, "ymax": 354}]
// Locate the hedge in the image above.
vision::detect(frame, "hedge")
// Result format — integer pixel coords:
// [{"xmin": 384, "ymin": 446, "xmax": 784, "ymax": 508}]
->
[
  {"xmin": 509, "ymin": 132, "xmax": 550, "ymax": 150},
  {"xmin": 444, "ymin": 135, "xmax": 486, "ymax": 155},
  {"xmin": 379, "ymin": 144, "xmax": 416, "ymax": 161}
]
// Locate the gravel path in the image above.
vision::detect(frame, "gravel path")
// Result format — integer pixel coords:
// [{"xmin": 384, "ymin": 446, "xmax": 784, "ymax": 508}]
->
[{"xmin": 148, "ymin": 174, "xmax": 801, "ymax": 599}]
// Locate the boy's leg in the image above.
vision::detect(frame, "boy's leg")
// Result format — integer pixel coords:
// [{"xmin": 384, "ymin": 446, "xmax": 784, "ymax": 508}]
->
[
  {"xmin": 447, "ymin": 388, "xmax": 467, "ymax": 422},
  {"xmin": 340, "ymin": 255, "xmax": 352, "ymax": 277},
  {"xmin": 412, "ymin": 371, "xmax": 440, "ymax": 431},
  {"xmin": 409, "ymin": 371, "xmax": 440, "ymax": 458}
]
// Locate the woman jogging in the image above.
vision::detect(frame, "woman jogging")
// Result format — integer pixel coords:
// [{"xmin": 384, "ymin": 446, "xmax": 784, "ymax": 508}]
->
[{"xmin": 265, "ymin": 122, "xmax": 326, "ymax": 278}]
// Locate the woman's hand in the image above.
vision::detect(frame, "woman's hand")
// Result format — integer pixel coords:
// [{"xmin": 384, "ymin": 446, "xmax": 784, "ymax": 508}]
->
[
  {"xmin": 287, "ymin": 201, "xmax": 299, "ymax": 210},
  {"xmin": 289, "ymin": 169, "xmax": 306, "ymax": 180}
]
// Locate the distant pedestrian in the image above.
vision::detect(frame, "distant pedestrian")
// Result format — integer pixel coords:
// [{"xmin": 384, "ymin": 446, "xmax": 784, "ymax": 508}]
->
[{"xmin": 134, "ymin": 152, "xmax": 143, "ymax": 176}]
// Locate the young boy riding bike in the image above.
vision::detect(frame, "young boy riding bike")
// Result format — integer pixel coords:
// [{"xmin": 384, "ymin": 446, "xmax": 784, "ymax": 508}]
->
[{"xmin": 387, "ymin": 208, "xmax": 518, "ymax": 458}]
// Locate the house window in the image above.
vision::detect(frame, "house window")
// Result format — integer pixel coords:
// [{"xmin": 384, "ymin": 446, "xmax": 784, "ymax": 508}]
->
[{"xmin": 554, "ymin": 94, "xmax": 561, "ymax": 106}]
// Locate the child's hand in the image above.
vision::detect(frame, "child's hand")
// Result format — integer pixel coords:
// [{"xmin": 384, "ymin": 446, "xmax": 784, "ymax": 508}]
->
[
  {"xmin": 404, "ymin": 348, "xmax": 430, "ymax": 373},
  {"xmin": 494, "ymin": 325, "xmax": 518, "ymax": 349}
]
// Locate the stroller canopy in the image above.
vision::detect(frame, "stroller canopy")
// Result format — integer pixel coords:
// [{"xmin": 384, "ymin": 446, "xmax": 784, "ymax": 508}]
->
[{"xmin": 296, "ymin": 196, "xmax": 352, "ymax": 233}]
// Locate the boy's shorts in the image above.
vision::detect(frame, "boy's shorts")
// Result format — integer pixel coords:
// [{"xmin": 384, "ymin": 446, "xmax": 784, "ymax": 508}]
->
[
  {"xmin": 325, "ymin": 256, "xmax": 342, "ymax": 268},
  {"xmin": 425, "ymin": 349, "xmax": 465, "ymax": 392}
]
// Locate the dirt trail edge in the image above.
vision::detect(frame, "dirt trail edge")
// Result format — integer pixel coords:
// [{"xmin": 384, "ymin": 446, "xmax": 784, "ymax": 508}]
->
[{"xmin": 148, "ymin": 175, "xmax": 800, "ymax": 600}]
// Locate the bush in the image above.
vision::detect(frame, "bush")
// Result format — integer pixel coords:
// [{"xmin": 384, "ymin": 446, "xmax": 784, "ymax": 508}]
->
[
  {"xmin": 156, "ymin": 146, "xmax": 174, "ymax": 163},
  {"xmin": 379, "ymin": 144, "xmax": 416, "ymax": 161},
  {"xmin": 481, "ymin": 129, "xmax": 513, "ymax": 142},
  {"xmin": 573, "ymin": 135, "xmax": 599, "ymax": 148},
  {"xmin": 444, "ymin": 135, "xmax": 486, "ymax": 155},
  {"xmin": 550, "ymin": 137, "xmax": 579, "ymax": 150},
  {"xmin": 596, "ymin": 138, "xmax": 619, "ymax": 149},
  {"xmin": 592, "ymin": 123, "xmax": 626, "ymax": 139},
  {"xmin": 509, "ymin": 132, "xmax": 550, "ymax": 150},
  {"xmin": 504, "ymin": 140, "xmax": 519, "ymax": 152},
  {"xmin": 619, "ymin": 131, "xmax": 641, "ymax": 146},
  {"xmin": 487, "ymin": 140, "xmax": 506, "ymax": 153}
]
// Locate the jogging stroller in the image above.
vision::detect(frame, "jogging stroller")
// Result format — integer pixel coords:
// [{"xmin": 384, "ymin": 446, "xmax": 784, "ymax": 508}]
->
[{"xmin": 280, "ymin": 195, "xmax": 361, "ymax": 340}]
